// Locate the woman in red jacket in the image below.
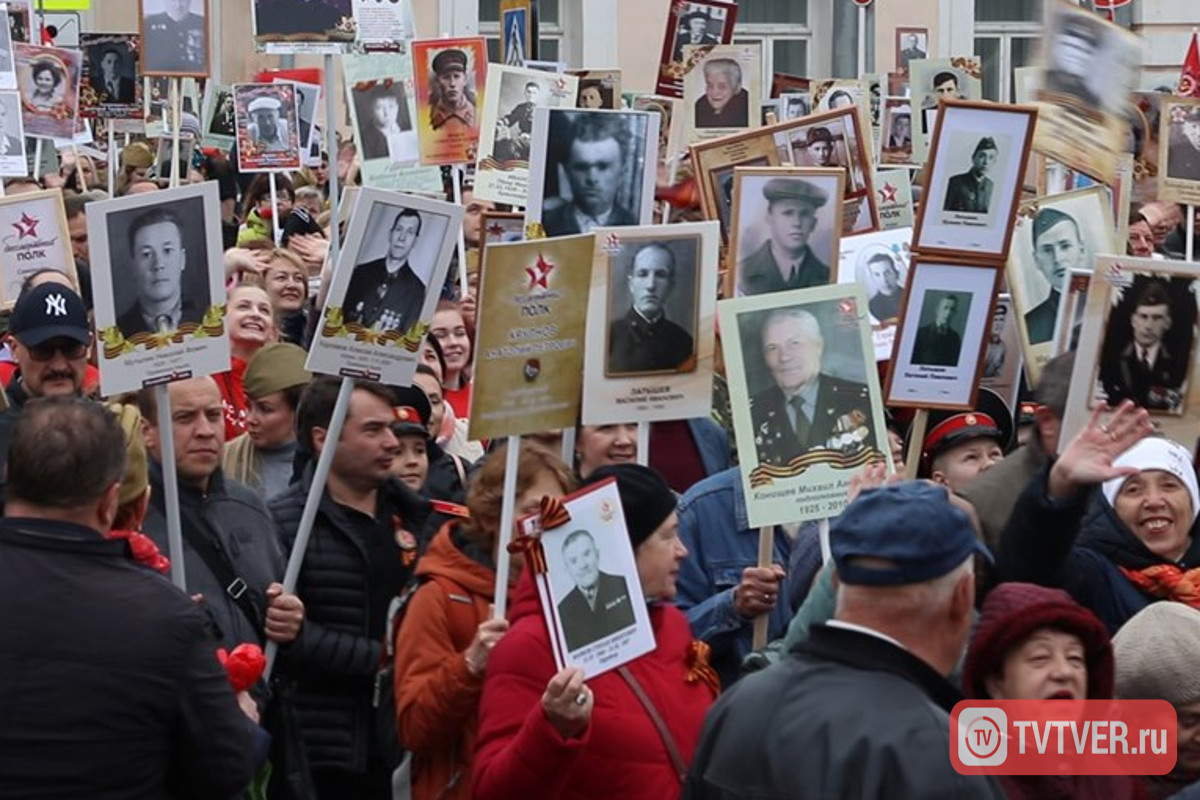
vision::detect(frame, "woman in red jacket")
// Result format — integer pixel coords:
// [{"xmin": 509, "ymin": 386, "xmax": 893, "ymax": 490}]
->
[{"xmin": 473, "ymin": 463, "xmax": 719, "ymax": 800}]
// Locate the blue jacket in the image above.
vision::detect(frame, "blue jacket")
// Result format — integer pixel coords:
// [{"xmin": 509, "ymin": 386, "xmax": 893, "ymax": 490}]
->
[
  {"xmin": 675, "ymin": 467, "xmax": 823, "ymax": 686},
  {"xmin": 686, "ymin": 417, "xmax": 732, "ymax": 478}
]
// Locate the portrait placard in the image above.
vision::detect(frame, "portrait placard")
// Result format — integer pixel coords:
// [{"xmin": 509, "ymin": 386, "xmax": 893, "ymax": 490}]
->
[
  {"xmin": 473, "ymin": 64, "xmax": 579, "ymax": 207},
  {"xmin": 1005, "ymin": 186, "xmax": 1116, "ymax": 384},
  {"xmin": 139, "ymin": 0, "xmax": 209, "ymax": 78},
  {"xmin": 411, "ymin": 37, "xmax": 487, "ymax": 167},
  {"xmin": 875, "ymin": 168, "xmax": 915, "ymax": 230},
  {"xmin": 979, "ymin": 294, "xmax": 1024, "ymax": 412},
  {"xmin": 86, "ymin": 182, "xmax": 227, "ymax": 396},
  {"xmin": 632, "ymin": 93, "xmax": 684, "ymax": 166},
  {"xmin": 729, "ymin": 166, "xmax": 844, "ymax": 298},
  {"xmin": 468, "ymin": 234, "xmax": 594, "ymax": 441},
  {"xmin": 0, "ymin": 188, "xmax": 72, "ymax": 307},
  {"xmin": 879, "ymin": 96, "xmax": 914, "ymax": 166},
  {"xmin": 5, "ymin": 1, "xmax": 30, "ymax": 45},
  {"xmin": 1131, "ymin": 91, "xmax": 1164, "ymax": 206},
  {"xmin": 720, "ymin": 283, "xmax": 890, "ymax": 528},
  {"xmin": 15, "ymin": 43, "xmax": 80, "ymax": 140},
  {"xmin": 199, "ymin": 82, "xmax": 235, "ymax": 149},
  {"xmin": 655, "ymin": 0, "xmax": 738, "ymax": 99},
  {"xmin": 908, "ymin": 56, "xmax": 982, "ymax": 164},
  {"xmin": 523, "ymin": 477, "xmax": 655, "ymax": 679},
  {"xmin": 0, "ymin": 6, "xmax": 13, "ymax": 91},
  {"xmin": 811, "ymin": 78, "xmax": 871, "ymax": 135},
  {"xmin": 1158, "ymin": 96, "xmax": 1200, "ymax": 206},
  {"xmin": 835, "ymin": 226, "xmax": 912, "ymax": 361},
  {"xmin": 778, "ymin": 106, "xmax": 879, "ymax": 236},
  {"xmin": 478, "ymin": 210, "xmax": 524, "ymax": 265},
  {"xmin": 688, "ymin": 124, "xmax": 783, "ymax": 246},
  {"xmin": 80, "ymin": 33, "xmax": 141, "ymax": 120},
  {"xmin": 683, "ymin": 43, "xmax": 761, "ymax": 143},
  {"xmin": 1034, "ymin": 0, "xmax": 1141, "ymax": 184},
  {"xmin": 896, "ymin": 27, "xmax": 929, "ymax": 74},
  {"xmin": 570, "ymin": 69, "xmax": 621, "ymax": 110},
  {"xmin": 525, "ymin": 107, "xmax": 657, "ymax": 239},
  {"xmin": 1062, "ymin": 256, "xmax": 1200, "ymax": 450},
  {"xmin": 914, "ymin": 100, "xmax": 1036, "ymax": 263},
  {"xmin": 233, "ymin": 82, "xmax": 301, "ymax": 172},
  {"xmin": 884, "ymin": 259, "xmax": 1003, "ymax": 410},
  {"xmin": 352, "ymin": 0, "xmax": 414, "ymax": 52},
  {"xmin": 0, "ymin": 90, "xmax": 25, "ymax": 175},
  {"xmin": 1054, "ymin": 269, "xmax": 1091, "ymax": 356},
  {"xmin": 153, "ymin": 132, "xmax": 195, "ymax": 182},
  {"xmin": 277, "ymin": 78, "xmax": 320, "ymax": 158},
  {"xmin": 778, "ymin": 92, "xmax": 811, "ymax": 121},
  {"xmin": 307, "ymin": 188, "xmax": 462, "ymax": 385},
  {"xmin": 582, "ymin": 221, "xmax": 719, "ymax": 424},
  {"xmin": 252, "ymin": 0, "xmax": 353, "ymax": 54}
]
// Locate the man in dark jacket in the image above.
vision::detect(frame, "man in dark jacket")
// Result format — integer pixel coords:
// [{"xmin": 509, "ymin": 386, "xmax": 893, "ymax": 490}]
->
[
  {"xmin": 341, "ymin": 208, "xmax": 429, "ymax": 334},
  {"xmin": 943, "ymin": 136, "xmax": 997, "ymax": 214},
  {"xmin": 607, "ymin": 242, "xmax": 694, "ymax": 374},
  {"xmin": 0, "ymin": 396, "xmax": 258, "ymax": 798},
  {"xmin": 683, "ymin": 482, "xmax": 1007, "ymax": 800},
  {"xmin": 271, "ymin": 376, "xmax": 430, "ymax": 798},
  {"xmin": 557, "ymin": 528, "xmax": 636, "ymax": 649}
]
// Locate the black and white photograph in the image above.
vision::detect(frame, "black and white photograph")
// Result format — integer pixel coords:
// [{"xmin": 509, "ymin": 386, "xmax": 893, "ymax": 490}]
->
[
  {"xmin": 654, "ymin": 0, "xmax": 737, "ymax": 98},
  {"xmin": 152, "ymin": 132, "xmax": 196, "ymax": 183},
  {"xmin": 759, "ymin": 99, "xmax": 779, "ymax": 127},
  {"xmin": 631, "ymin": 93, "xmax": 682, "ymax": 168},
  {"xmin": 86, "ymin": 182, "xmax": 229, "ymax": 396},
  {"xmin": 777, "ymin": 107, "xmax": 878, "ymax": 236},
  {"xmin": 570, "ymin": 69, "xmax": 620, "ymax": 110},
  {"xmin": 15, "ymin": 44, "xmax": 81, "ymax": 140},
  {"xmin": 908, "ymin": 57, "xmax": 982, "ymax": 164},
  {"xmin": 896, "ymin": 28, "xmax": 928, "ymax": 74},
  {"xmin": 0, "ymin": 90, "xmax": 25, "ymax": 174},
  {"xmin": 233, "ymin": 81, "xmax": 301, "ymax": 171},
  {"xmin": 1042, "ymin": 11, "xmax": 1103, "ymax": 110},
  {"xmin": 835, "ymin": 227, "xmax": 912, "ymax": 360},
  {"xmin": 279, "ymin": 78, "xmax": 320, "ymax": 157},
  {"xmin": 525, "ymin": 106, "xmax": 657, "ymax": 238},
  {"xmin": 200, "ymin": 82, "xmax": 235, "ymax": 148},
  {"xmin": 730, "ymin": 167, "xmax": 844, "ymax": 298},
  {"xmin": 530, "ymin": 478, "xmax": 655, "ymax": 677},
  {"xmin": 487, "ymin": 68, "xmax": 562, "ymax": 164},
  {"xmin": 80, "ymin": 34, "xmax": 140, "ymax": 119},
  {"xmin": 879, "ymin": 97, "xmax": 913, "ymax": 166},
  {"xmin": 709, "ymin": 156, "xmax": 769, "ymax": 241},
  {"xmin": 307, "ymin": 188, "xmax": 462, "ymax": 386},
  {"xmin": 979, "ymin": 294, "xmax": 1024, "ymax": 412},
  {"xmin": 885, "ymin": 259, "xmax": 1003, "ymax": 410},
  {"xmin": 350, "ymin": 79, "xmax": 416, "ymax": 164},
  {"xmin": 139, "ymin": 0, "xmax": 209, "ymax": 78},
  {"xmin": 671, "ymin": 6, "xmax": 721, "ymax": 63},
  {"xmin": 684, "ymin": 44, "xmax": 761, "ymax": 139},
  {"xmin": 813, "ymin": 79, "xmax": 862, "ymax": 114},
  {"xmin": 779, "ymin": 91, "xmax": 810, "ymax": 121},
  {"xmin": 1159, "ymin": 98, "xmax": 1200, "ymax": 205},
  {"xmin": 914, "ymin": 100, "xmax": 1036, "ymax": 262},
  {"xmin": 0, "ymin": 7, "xmax": 14, "ymax": 91},
  {"xmin": 5, "ymin": 1, "xmax": 29, "ymax": 45},
  {"xmin": 251, "ymin": 0, "xmax": 353, "ymax": 52}
]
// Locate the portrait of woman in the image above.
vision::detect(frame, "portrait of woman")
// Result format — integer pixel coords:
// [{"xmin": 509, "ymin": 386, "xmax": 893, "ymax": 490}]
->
[{"xmin": 28, "ymin": 58, "xmax": 64, "ymax": 109}]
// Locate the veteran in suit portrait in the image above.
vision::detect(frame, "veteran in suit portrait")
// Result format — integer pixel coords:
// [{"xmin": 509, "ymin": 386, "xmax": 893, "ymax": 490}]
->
[
  {"xmin": 557, "ymin": 529, "xmax": 636, "ymax": 651},
  {"xmin": 608, "ymin": 242, "xmax": 695, "ymax": 375},
  {"xmin": 944, "ymin": 136, "xmax": 997, "ymax": 214},
  {"xmin": 341, "ymin": 208, "xmax": 428, "ymax": 334},
  {"xmin": 738, "ymin": 178, "xmax": 831, "ymax": 297}
]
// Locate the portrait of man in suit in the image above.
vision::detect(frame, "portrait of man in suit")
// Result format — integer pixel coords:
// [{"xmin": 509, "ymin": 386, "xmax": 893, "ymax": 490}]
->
[
  {"xmin": 116, "ymin": 206, "xmax": 207, "ymax": 338},
  {"xmin": 943, "ymin": 136, "xmax": 998, "ymax": 214},
  {"xmin": 672, "ymin": 9, "xmax": 720, "ymax": 62},
  {"xmin": 341, "ymin": 208, "xmax": 428, "ymax": 334},
  {"xmin": 557, "ymin": 529, "xmax": 635, "ymax": 651},
  {"xmin": 898, "ymin": 32, "xmax": 927, "ymax": 72},
  {"xmin": 1024, "ymin": 207, "xmax": 1086, "ymax": 345},
  {"xmin": 911, "ymin": 292, "xmax": 965, "ymax": 367},
  {"xmin": 1044, "ymin": 14, "xmax": 1102, "ymax": 110},
  {"xmin": 738, "ymin": 177, "xmax": 831, "ymax": 297},
  {"xmin": 1100, "ymin": 281, "xmax": 1188, "ymax": 413},
  {"xmin": 607, "ymin": 242, "xmax": 695, "ymax": 375},
  {"xmin": 541, "ymin": 112, "xmax": 639, "ymax": 236},
  {"xmin": 91, "ymin": 45, "xmax": 136, "ymax": 104},
  {"xmin": 749, "ymin": 307, "xmax": 875, "ymax": 466}
]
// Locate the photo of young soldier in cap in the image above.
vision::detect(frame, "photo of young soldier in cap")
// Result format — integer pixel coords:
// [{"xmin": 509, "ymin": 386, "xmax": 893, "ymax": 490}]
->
[
  {"xmin": 943, "ymin": 136, "xmax": 999, "ymax": 214},
  {"xmin": 232, "ymin": 82, "xmax": 301, "ymax": 171},
  {"xmin": 412, "ymin": 37, "xmax": 487, "ymax": 166},
  {"xmin": 730, "ymin": 167, "xmax": 845, "ymax": 298},
  {"xmin": 139, "ymin": 0, "xmax": 208, "ymax": 77},
  {"xmin": 779, "ymin": 107, "xmax": 878, "ymax": 236}
]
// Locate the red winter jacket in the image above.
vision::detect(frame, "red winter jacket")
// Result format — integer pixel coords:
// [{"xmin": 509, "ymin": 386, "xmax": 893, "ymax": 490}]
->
[{"xmin": 473, "ymin": 573, "xmax": 716, "ymax": 800}]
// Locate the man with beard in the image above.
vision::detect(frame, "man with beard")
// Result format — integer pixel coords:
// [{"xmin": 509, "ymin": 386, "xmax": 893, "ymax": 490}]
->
[
  {"xmin": 738, "ymin": 178, "xmax": 830, "ymax": 296},
  {"xmin": 944, "ymin": 136, "xmax": 997, "ymax": 214},
  {"xmin": 1024, "ymin": 207, "xmax": 1087, "ymax": 344},
  {"xmin": 541, "ymin": 113, "xmax": 638, "ymax": 235},
  {"xmin": 607, "ymin": 243, "xmax": 695, "ymax": 375},
  {"xmin": 342, "ymin": 208, "xmax": 428, "ymax": 333}
]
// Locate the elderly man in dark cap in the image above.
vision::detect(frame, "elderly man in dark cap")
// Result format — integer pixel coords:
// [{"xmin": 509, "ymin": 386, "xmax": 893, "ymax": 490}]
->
[
  {"xmin": 1044, "ymin": 14, "xmax": 1102, "ymax": 108},
  {"xmin": 944, "ymin": 136, "xmax": 998, "ymax": 214},
  {"xmin": 1024, "ymin": 206, "xmax": 1087, "ymax": 344},
  {"xmin": 429, "ymin": 48, "xmax": 476, "ymax": 132},
  {"xmin": 607, "ymin": 242, "xmax": 694, "ymax": 375},
  {"xmin": 673, "ymin": 10, "xmax": 720, "ymax": 61},
  {"xmin": 684, "ymin": 482, "xmax": 1007, "ymax": 800},
  {"xmin": 738, "ymin": 177, "xmax": 830, "ymax": 296},
  {"xmin": 247, "ymin": 95, "xmax": 288, "ymax": 151}
]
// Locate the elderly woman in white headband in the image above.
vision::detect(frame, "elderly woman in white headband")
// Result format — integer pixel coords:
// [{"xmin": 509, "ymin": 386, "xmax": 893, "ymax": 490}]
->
[{"xmin": 997, "ymin": 399, "xmax": 1200, "ymax": 633}]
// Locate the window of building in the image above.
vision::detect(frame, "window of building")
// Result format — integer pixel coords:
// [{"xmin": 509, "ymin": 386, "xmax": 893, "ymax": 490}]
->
[
  {"xmin": 974, "ymin": 0, "xmax": 1039, "ymax": 102},
  {"xmin": 732, "ymin": 0, "xmax": 812, "ymax": 86},
  {"xmin": 479, "ymin": 0, "xmax": 563, "ymax": 63}
]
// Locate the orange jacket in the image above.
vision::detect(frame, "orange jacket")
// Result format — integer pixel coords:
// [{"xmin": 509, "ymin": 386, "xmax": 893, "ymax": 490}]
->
[{"xmin": 393, "ymin": 522, "xmax": 497, "ymax": 800}]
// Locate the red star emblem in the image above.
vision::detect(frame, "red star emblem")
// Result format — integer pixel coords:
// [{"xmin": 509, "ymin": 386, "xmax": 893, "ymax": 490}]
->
[
  {"xmin": 486, "ymin": 222, "xmax": 506, "ymax": 238},
  {"xmin": 878, "ymin": 182, "xmax": 898, "ymax": 204},
  {"xmin": 525, "ymin": 253, "xmax": 554, "ymax": 289},
  {"xmin": 1172, "ymin": 105, "xmax": 1189, "ymax": 123},
  {"xmin": 13, "ymin": 213, "xmax": 38, "ymax": 239}
]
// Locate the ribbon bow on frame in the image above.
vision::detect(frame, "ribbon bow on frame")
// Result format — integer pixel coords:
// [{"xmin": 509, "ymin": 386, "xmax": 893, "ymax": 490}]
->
[{"xmin": 505, "ymin": 495, "xmax": 572, "ymax": 575}]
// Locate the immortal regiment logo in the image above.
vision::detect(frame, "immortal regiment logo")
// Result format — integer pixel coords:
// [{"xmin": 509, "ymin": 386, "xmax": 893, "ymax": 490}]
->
[{"xmin": 952, "ymin": 700, "xmax": 1176, "ymax": 775}]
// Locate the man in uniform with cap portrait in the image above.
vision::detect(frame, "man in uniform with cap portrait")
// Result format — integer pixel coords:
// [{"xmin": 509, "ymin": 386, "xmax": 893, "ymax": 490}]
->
[
  {"xmin": 607, "ymin": 242, "xmax": 695, "ymax": 375},
  {"xmin": 246, "ymin": 95, "xmax": 289, "ymax": 152},
  {"xmin": 143, "ymin": 0, "xmax": 206, "ymax": 74},
  {"xmin": 944, "ymin": 136, "xmax": 998, "ymax": 214},
  {"xmin": 1044, "ymin": 14, "xmax": 1102, "ymax": 109},
  {"xmin": 750, "ymin": 306, "xmax": 875, "ymax": 466},
  {"xmin": 1167, "ymin": 106, "xmax": 1200, "ymax": 182},
  {"xmin": 428, "ymin": 48, "xmax": 476, "ymax": 134},
  {"xmin": 341, "ymin": 208, "xmax": 428, "ymax": 334},
  {"xmin": 672, "ymin": 10, "xmax": 720, "ymax": 62},
  {"xmin": 494, "ymin": 81, "xmax": 541, "ymax": 162},
  {"xmin": 738, "ymin": 178, "xmax": 831, "ymax": 296},
  {"xmin": 1024, "ymin": 207, "xmax": 1087, "ymax": 344}
]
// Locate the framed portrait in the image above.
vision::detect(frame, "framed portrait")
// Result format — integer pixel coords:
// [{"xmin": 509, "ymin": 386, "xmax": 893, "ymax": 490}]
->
[
  {"xmin": 909, "ymin": 56, "xmax": 982, "ymax": 164},
  {"xmin": 0, "ymin": 90, "xmax": 25, "ymax": 176},
  {"xmin": 812, "ymin": 78, "xmax": 871, "ymax": 135},
  {"xmin": 875, "ymin": 168, "xmax": 915, "ymax": 230},
  {"xmin": 778, "ymin": 106, "xmax": 880, "ymax": 236},
  {"xmin": 138, "ymin": 0, "xmax": 209, "ymax": 78},
  {"xmin": 5, "ymin": 1, "xmax": 30, "ymax": 45},
  {"xmin": 778, "ymin": 92, "xmax": 810, "ymax": 121},
  {"xmin": 884, "ymin": 259, "xmax": 1003, "ymax": 410},
  {"xmin": 523, "ymin": 478, "xmax": 656, "ymax": 678},
  {"xmin": 15, "ymin": 43, "xmax": 80, "ymax": 140},
  {"xmin": 582, "ymin": 221, "xmax": 719, "ymax": 424},
  {"xmin": 913, "ymin": 99, "xmax": 1036, "ymax": 263},
  {"xmin": 277, "ymin": 78, "xmax": 321, "ymax": 158},
  {"xmin": 1034, "ymin": 0, "xmax": 1141, "ymax": 183},
  {"xmin": 896, "ymin": 27, "xmax": 929, "ymax": 74},
  {"xmin": 719, "ymin": 283, "xmax": 890, "ymax": 528},
  {"xmin": 86, "ymin": 182, "xmax": 227, "ymax": 396},
  {"xmin": 979, "ymin": 294, "xmax": 1024, "ymax": 412},
  {"xmin": 525, "ymin": 107, "xmax": 658, "ymax": 239},
  {"xmin": 879, "ymin": 96, "xmax": 914, "ymax": 166},
  {"xmin": 499, "ymin": 0, "xmax": 535, "ymax": 66},
  {"xmin": 729, "ymin": 166, "xmax": 845, "ymax": 299},
  {"xmin": 473, "ymin": 64, "xmax": 578, "ymax": 207},
  {"xmin": 688, "ymin": 124, "xmax": 783, "ymax": 248},
  {"xmin": 1158, "ymin": 96, "xmax": 1200, "ymax": 205},
  {"xmin": 307, "ymin": 188, "xmax": 463, "ymax": 385},
  {"xmin": 199, "ymin": 82, "xmax": 235, "ymax": 148},
  {"xmin": 835, "ymin": 226, "xmax": 912, "ymax": 361},
  {"xmin": 771, "ymin": 72, "xmax": 808, "ymax": 99},
  {"xmin": 0, "ymin": 7, "xmax": 14, "ymax": 91},
  {"xmin": 251, "ymin": 0, "xmax": 353, "ymax": 54},
  {"xmin": 0, "ymin": 188, "xmax": 72, "ymax": 307},
  {"xmin": 1061, "ymin": 257, "xmax": 1200, "ymax": 450},
  {"xmin": 153, "ymin": 132, "xmax": 195, "ymax": 182},
  {"xmin": 478, "ymin": 210, "xmax": 524, "ymax": 265},
  {"xmin": 683, "ymin": 43, "xmax": 762, "ymax": 143},
  {"xmin": 570, "ymin": 69, "xmax": 621, "ymax": 110},
  {"xmin": 1004, "ymin": 186, "xmax": 1116, "ymax": 384},
  {"xmin": 143, "ymin": 75, "xmax": 200, "ymax": 138},
  {"xmin": 411, "ymin": 36, "xmax": 487, "ymax": 167},
  {"xmin": 759, "ymin": 99, "xmax": 779, "ymax": 127},
  {"xmin": 632, "ymin": 93, "xmax": 684, "ymax": 167},
  {"xmin": 79, "ymin": 33, "xmax": 140, "ymax": 119},
  {"xmin": 233, "ymin": 82, "xmax": 301, "ymax": 172},
  {"xmin": 342, "ymin": 52, "xmax": 443, "ymax": 195},
  {"xmin": 655, "ymin": 0, "xmax": 738, "ymax": 99},
  {"xmin": 1054, "ymin": 269, "xmax": 1091, "ymax": 356}
]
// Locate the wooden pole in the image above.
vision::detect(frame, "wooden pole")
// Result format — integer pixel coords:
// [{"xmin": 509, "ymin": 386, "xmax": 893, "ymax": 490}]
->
[
  {"xmin": 751, "ymin": 524, "xmax": 774, "ymax": 650},
  {"xmin": 903, "ymin": 408, "xmax": 929, "ymax": 481}
]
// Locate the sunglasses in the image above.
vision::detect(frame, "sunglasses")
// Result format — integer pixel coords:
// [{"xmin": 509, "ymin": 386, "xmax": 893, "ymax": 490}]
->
[{"xmin": 27, "ymin": 339, "xmax": 87, "ymax": 362}]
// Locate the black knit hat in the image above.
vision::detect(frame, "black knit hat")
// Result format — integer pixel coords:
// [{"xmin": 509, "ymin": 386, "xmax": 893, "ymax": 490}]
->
[{"xmin": 583, "ymin": 464, "xmax": 677, "ymax": 549}]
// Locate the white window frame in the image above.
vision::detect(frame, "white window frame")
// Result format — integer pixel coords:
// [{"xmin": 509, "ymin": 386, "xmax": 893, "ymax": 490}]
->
[
  {"xmin": 732, "ymin": 28, "xmax": 812, "ymax": 91},
  {"xmin": 974, "ymin": 21, "xmax": 1040, "ymax": 103}
]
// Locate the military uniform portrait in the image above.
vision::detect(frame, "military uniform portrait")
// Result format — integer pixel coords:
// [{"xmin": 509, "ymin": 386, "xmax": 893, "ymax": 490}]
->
[
  {"xmin": 490, "ymin": 71, "xmax": 556, "ymax": 163},
  {"xmin": 943, "ymin": 136, "xmax": 999, "ymax": 215},
  {"xmin": 604, "ymin": 237, "xmax": 699, "ymax": 377},
  {"xmin": 341, "ymin": 206, "xmax": 432, "ymax": 335},
  {"xmin": 896, "ymin": 29, "xmax": 928, "ymax": 73},
  {"xmin": 139, "ymin": 0, "xmax": 208, "ymax": 77},
  {"xmin": 413, "ymin": 37, "xmax": 486, "ymax": 167}
]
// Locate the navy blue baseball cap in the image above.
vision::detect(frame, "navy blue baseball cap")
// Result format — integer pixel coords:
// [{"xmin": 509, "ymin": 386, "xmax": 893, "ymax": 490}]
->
[
  {"xmin": 9, "ymin": 282, "xmax": 89, "ymax": 347},
  {"xmin": 831, "ymin": 481, "xmax": 992, "ymax": 586}
]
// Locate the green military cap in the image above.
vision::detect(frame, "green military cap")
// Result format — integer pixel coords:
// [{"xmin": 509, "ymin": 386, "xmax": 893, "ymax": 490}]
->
[{"xmin": 762, "ymin": 178, "xmax": 828, "ymax": 208}]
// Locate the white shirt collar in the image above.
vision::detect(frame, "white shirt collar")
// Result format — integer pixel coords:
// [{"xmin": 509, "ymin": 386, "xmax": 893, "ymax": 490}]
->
[{"xmin": 826, "ymin": 619, "xmax": 907, "ymax": 650}]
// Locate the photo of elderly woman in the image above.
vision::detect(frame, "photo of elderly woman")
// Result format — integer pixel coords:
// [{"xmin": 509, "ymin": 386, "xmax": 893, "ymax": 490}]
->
[{"xmin": 693, "ymin": 57, "xmax": 748, "ymax": 128}]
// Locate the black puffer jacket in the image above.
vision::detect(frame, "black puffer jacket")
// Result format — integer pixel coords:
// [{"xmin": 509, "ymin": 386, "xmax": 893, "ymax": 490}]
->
[{"xmin": 269, "ymin": 464, "xmax": 430, "ymax": 773}]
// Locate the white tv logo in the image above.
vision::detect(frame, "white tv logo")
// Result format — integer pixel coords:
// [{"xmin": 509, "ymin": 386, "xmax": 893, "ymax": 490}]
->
[{"xmin": 959, "ymin": 707, "xmax": 1007, "ymax": 766}]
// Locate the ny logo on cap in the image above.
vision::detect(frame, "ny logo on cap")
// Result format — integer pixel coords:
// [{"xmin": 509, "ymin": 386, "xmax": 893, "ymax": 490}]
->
[{"xmin": 45, "ymin": 293, "xmax": 66, "ymax": 317}]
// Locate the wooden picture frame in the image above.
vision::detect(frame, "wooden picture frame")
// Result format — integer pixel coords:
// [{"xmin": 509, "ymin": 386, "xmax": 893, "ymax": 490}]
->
[
  {"xmin": 780, "ymin": 105, "xmax": 880, "ymax": 236},
  {"xmin": 895, "ymin": 27, "xmax": 929, "ymax": 75},
  {"xmin": 654, "ymin": 0, "xmax": 739, "ymax": 99}
]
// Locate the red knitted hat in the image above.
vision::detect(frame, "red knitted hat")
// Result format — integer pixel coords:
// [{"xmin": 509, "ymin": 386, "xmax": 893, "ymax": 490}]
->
[{"xmin": 962, "ymin": 582, "xmax": 1114, "ymax": 700}]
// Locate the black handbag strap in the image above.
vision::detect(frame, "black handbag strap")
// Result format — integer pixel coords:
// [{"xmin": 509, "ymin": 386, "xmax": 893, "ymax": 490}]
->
[
  {"xmin": 618, "ymin": 666, "xmax": 687, "ymax": 784},
  {"xmin": 181, "ymin": 522, "xmax": 264, "ymax": 632}
]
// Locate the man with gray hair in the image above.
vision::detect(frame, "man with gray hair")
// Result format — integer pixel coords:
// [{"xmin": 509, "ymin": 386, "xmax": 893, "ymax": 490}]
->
[
  {"xmin": 695, "ymin": 57, "xmax": 749, "ymax": 128},
  {"xmin": 750, "ymin": 307, "xmax": 874, "ymax": 465},
  {"xmin": 556, "ymin": 528, "xmax": 636, "ymax": 650}
]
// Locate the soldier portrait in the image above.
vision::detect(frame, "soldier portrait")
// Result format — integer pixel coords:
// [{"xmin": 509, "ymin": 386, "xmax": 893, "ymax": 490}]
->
[
  {"xmin": 341, "ymin": 207, "xmax": 430, "ymax": 335},
  {"xmin": 140, "ymin": 0, "xmax": 208, "ymax": 77},
  {"xmin": 427, "ymin": 47, "xmax": 475, "ymax": 135},
  {"xmin": 605, "ymin": 238, "xmax": 698, "ymax": 377},
  {"xmin": 943, "ymin": 136, "xmax": 999, "ymax": 215}
]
